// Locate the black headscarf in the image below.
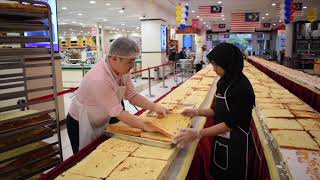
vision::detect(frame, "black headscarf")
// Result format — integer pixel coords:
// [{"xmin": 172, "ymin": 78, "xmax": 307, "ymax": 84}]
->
[{"xmin": 206, "ymin": 42, "xmax": 244, "ymax": 94}]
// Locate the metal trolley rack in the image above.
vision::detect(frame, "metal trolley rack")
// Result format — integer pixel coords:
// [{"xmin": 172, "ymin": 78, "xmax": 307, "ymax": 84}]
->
[{"xmin": 0, "ymin": 0, "xmax": 63, "ymax": 179}]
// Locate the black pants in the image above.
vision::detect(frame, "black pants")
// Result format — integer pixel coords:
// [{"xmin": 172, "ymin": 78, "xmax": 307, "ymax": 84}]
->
[
  {"xmin": 66, "ymin": 114, "xmax": 79, "ymax": 154},
  {"xmin": 195, "ymin": 63, "xmax": 203, "ymax": 72}
]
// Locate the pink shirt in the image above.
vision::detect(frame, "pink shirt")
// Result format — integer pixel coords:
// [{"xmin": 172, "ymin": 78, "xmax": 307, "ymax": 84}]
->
[{"xmin": 69, "ymin": 57, "xmax": 138, "ymax": 122}]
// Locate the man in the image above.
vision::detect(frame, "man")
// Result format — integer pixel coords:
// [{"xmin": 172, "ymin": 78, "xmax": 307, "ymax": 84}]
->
[
  {"xmin": 194, "ymin": 45, "xmax": 207, "ymax": 72},
  {"xmin": 179, "ymin": 47, "xmax": 187, "ymax": 59},
  {"xmin": 66, "ymin": 37, "xmax": 169, "ymax": 154}
]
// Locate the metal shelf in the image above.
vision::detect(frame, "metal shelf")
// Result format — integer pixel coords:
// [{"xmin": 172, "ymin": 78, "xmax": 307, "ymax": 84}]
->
[
  {"xmin": 0, "ymin": 22, "xmax": 49, "ymax": 32},
  {"xmin": 0, "ymin": 48, "xmax": 50, "ymax": 56},
  {"xmin": 0, "ymin": 127, "xmax": 55, "ymax": 153},
  {"xmin": 0, "ymin": 36, "xmax": 50, "ymax": 44}
]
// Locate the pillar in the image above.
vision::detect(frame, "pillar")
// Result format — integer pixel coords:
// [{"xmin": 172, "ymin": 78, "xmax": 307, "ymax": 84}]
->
[{"xmin": 285, "ymin": 23, "xmax": 294, "ymax": 58}]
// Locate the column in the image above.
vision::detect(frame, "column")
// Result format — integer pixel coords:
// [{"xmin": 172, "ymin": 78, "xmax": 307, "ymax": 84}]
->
[
  {"xmin": 141, "ymin": 19, "xmax": 167, "ymax": 78},
  {"xmin": 96, "ymin": 22, "xmax": 102, "ymax": 61},
  {"xmin": 285, "ymin": 23, "xmax": 294, "ymax": 58}
]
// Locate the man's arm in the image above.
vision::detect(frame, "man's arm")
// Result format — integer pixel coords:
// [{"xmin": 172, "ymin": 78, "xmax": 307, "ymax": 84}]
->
[{"xmin": 129, "ymin": 94, "xmax": 156, "ymax": 111}]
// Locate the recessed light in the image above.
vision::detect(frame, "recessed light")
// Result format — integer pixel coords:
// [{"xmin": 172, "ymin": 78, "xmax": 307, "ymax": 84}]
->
[
  {"xmin": 136, "ymin": 27, "xmax": 140, "ymax": 29},
  {"xmin": 121, "ymin": 23, "xmax": 125, "ymax": 26},
  {"xmin": 222, "ymin": 18, "xmax": 225, "ymax": 20},
  {"xmin": 72, "ymin": 21, "xmax": 76, "ymax": 24},
  {"xmin": 265, "ymin": 13, "xmax": 269, "ymax": 16},
  {"xmin": 112, "ymin": 27, "xmax": 116, "ymax": 30},
  {"xmin": 103, "ymin": 19, "xmax": 108, "ymax": 21},
  {"xmin": 79, "ymin": 23, "xmax": 84, "ymax": 25},
  {"xmin": 303, "ymin": 6, "xmax": 307, "ymax": 9},
  {"xmin": 119, "ymin": 9, "xmax": 124, "ymax": 13},
  {"xmin": 78, "ymin": 13, "xmax": 83, "ymax": 16},
  {"xmin": 94, "ymin": 25, "xmax": 97, "ymax": 27},
  {"xmin": 273, "ymin": 23, "xmax": 276, "ymax": 26},
  {"xmin": 196, "ymin": 16, "xmax": 200, "ymax": 18},
  {"xmin": 105, "ymin": 3, "xmax": 111, "ymax": 6},
  {"xmin": 218, "ymin": 1, "xmax": 222, "ymax": 4},
  {"xmin": 278, "ymin": 20, "xmax": 282, "ymax": 23},
  {"xmin": 82, "ymin": 25, "xmax": 85, "ymax": 27},
  {"xmin": 272, "ymin": 3, "xmax": 276, "ymax": 6},
  {"xmin": 262, "ymin": 17, "xmax": 265, "ymax": 19},
  {"xmin": 61, "ymin": 6, "xmax": 67, "ymax": 10},
  {"xmin": 89, "ymin": 1, "xmax": 96, "ymax": 4},
  {"xmin": 191, "ymin": 10, "xmax": 195, "ymax": 13}
]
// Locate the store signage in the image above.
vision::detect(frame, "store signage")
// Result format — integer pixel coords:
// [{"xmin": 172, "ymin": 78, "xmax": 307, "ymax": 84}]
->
[{"xmin": 307, "ymin": 8, "xmax": 317, "ymax": 22}]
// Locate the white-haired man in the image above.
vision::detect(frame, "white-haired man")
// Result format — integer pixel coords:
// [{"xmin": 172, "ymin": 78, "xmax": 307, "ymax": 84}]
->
[{"xmin": 67, "ymin": 37, "xmax": 169, "ymax": 153}]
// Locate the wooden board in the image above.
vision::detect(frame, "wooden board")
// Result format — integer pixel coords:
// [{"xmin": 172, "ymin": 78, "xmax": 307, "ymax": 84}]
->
[{"xmin": 106, "ymin": 132, "xmax": 174, "ymax": 149}]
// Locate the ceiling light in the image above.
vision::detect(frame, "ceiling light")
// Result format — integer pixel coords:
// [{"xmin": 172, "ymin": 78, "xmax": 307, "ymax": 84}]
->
[
  {"xmin": 119, "ymin": 8, "xmax": 125, "ymax": 13},
  {"xmin": 122, "ymin": 30, "xmax": 125, "ymax": 32},
  {"xmin": 196, "ymin": 16, "xmax": 200, "ymax": 18},
  {"xmin": 112, "ymin": 27, "xmax": 116, "ymax": 30},
  {"xmin": 186, "ymin": 3, "xmax": 188, "ymax": 5},
  {"xmin": 303, "ymin": 6, "xmax": 307, "ymax": 9},
  {"xmin": 69, "ymin": 28, "xmax": 73, "ymax": 30},
  {"xmin": 272, "ymin": 3, "xmax": 276, "ymax": 6},
  {"xmin": 191, "ymin": 10, "xmax": 195, "ymax": 13},
  {"xmin": 200, "ymin": 19, "xmax": 203, "ymax": 21},
  {"xmin": 94, "ymin": 25, "xmax": 97, "ymax": 27},
  {"xmin": 78, "ymin": 13, "xmax": 83, "ymax": 16},
  {"xmin": 64, "ymin": 32, "xmax": 66, "ymax": 34},
  {"xmin": 218, "ymin": 1, "xmax": 222, "ymax": 4},
  {"xmin": 121, "ymin": 23, "xmax": 125, "ymax": 26},
  {"xmin": 72, "ymin": 21, "xmax": 76, "ymax": 24},
  {"xmin": 79, "ymin": 23, "xmax": 84, "ymax": 25},
  {"xmin": 116, "ymin": 29, "xmax": 119, "ymax": 30},
  {"xmin": 82, "ymin": 25, "xmax": 85, "ymax": 27},
  {"xmin": 203, "ymin": 22, "xmax": 206, "ymax": 24},
  {"xmin": 80, "ymin": 30, "xmax": 83, "ymax": 32},
  {"xmin": 103, "ymin": 19, "xmax": 108, "ymax": 21},
  {"xmin": 105, "ymin": 3, "xmax": 111, "ymax": 6},
  {"xmin": 262, "ymin": 17, "xmax": 265, "ymax": 19},
  {"xmin": 127, "ymin": 30, "xmax": 130, "ymax": 32},
  {"xmin": 89, "ymin": 1, "xmax": 96, "ymax": 4},
  {"xmin": 136, "ymin": 27, "xmax": 140, "ymax": 29},
  {"xmin": 222, "ymin": 18, "xmax": 225, "ymax": 20},
  {"xmin": 273, "ymin": 23, "xmax": 276, "ymax": 26},
  {"xmin": 61, "ymin": 6, "xmax": 67, "ymax": 10},
  {"xmin": 278, "ymin": 20, "xmax": 282, "ymax": 23},
  {"xmin": 87, "ymin": 31, "xmax": 90, "ymax": 33},
  {"xmin": 265, "ymin": 13, "xmax": 269, "ymax": 16},
  {"xmin": 222, "ymin": 14, "xmax": 224, "ymax": 17}
]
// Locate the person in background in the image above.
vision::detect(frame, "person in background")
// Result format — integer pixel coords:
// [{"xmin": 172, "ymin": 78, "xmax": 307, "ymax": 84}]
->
[
  {"xmin": 175, "ymin": 42, "xmax": 256, "ymax": 180},
  {"xmin": 66, "ymin": 37, "xmax": 169, "ymax": 154},
  {"xmin": 186, "ymin": 47, "xmax": 192, "ymax": 58},
  {"xmin": 194, "ymin": 45, "xmax": 207, "ymax": 72},
  {"xmin": 179, "ymin": 47, "xmax": 187, "ymax": 59}
]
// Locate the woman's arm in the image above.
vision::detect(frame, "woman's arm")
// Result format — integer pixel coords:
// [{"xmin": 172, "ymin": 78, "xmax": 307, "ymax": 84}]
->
[{"xmin": 199, "ymin": 122, "xmax": 231, "ymax": 138}]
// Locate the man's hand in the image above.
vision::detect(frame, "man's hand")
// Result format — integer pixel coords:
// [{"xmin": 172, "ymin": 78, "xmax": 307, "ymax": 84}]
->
[
  {"xmin": 152, "ymin": 104, "xmax": 170, "ymax": 117},
  {"xmin": 181, "ymin": 108, "xmax": 199, "ymax": 117}
]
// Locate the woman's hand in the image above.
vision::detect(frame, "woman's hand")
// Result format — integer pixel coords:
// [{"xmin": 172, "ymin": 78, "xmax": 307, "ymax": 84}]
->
[
  {"xmin": 174, "ymin": 128, "xmax": 201, "ymax": 148},
  {"xmin": 181, "ymin": 108, "xmax": 199, "ymax": 117}
]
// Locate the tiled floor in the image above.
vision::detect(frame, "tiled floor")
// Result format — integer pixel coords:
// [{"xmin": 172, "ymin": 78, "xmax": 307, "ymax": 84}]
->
[{"xmin": 47, "ymin": 71, "xmax": 190, "ymax": 161}]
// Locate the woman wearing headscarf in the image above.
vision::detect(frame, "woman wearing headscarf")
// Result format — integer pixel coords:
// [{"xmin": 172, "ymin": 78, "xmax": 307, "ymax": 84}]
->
[{"xmin": 175, "ymin": 42, "xmax": 255, "ymax": 180}]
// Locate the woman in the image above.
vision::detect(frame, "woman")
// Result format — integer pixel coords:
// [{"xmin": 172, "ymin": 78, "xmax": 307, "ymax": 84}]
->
[{"xmin": 175, "ymin": 42, "xmax": 255, "ymax": 180}]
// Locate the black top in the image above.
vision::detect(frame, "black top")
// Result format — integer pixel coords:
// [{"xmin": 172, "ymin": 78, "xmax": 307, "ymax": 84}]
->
[{"xmin": 215, "ymin": 73, "xmax": 255, "ymax": 130}]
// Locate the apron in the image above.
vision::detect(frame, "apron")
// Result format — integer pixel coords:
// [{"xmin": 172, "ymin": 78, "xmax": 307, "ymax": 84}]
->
[
  {"xmin": 211, "ymin": 84, "xmax": 260, "ymax": 180},
  {"xmin": 78, "ymin": 59, "xmax": 126, "ymax": 149}
]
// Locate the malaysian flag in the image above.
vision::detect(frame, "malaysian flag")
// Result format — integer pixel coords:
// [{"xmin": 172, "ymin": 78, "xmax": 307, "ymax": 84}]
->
[
  {"xmin": 256, "ymin": 23, "xmax": 272, "ymax": 31},
  {"xmin": 276, "ymin": 2, "xmax": 303, "ymax": 17},
  {"xmin": 212, "ymin": 24, "xmax": 226, "ymax": 32},
  {"xmin": 198, "ymin": 5, "xmax": 223, "ymax": 18},
  {"xmin": 230, "ymin": 12, "xmax": 260, "ymax": 32}
]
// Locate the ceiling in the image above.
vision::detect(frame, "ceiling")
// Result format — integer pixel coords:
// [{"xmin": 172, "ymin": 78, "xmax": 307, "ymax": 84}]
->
[{"xmin": 56, "ymin": 0, "xmax": 320, "ymax": 36}]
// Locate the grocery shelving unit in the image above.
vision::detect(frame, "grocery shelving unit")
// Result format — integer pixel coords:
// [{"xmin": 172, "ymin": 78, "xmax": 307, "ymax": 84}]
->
[{"xmin": 0, "ymin": 0, "xmax": 63, "ymax": 179}]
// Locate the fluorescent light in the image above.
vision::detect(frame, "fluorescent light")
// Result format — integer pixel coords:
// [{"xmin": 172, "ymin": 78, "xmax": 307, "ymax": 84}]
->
[
  {"xmin": 303, "ymin": 6, "xmax": 307, "ymax": 9},
  {"xmin": 72, "ymin": 21, "xmax": 76, "ymax": 24},
  {"xmin": 119, "ymin": 9, "xmax": 124, "ymax": 13},
  {"xmin": 78, "ymin": 13, "xmax": 83, "ymax": 16},
  {"xmin": 136, "ymin": 27, "xmax": 140, "ymax": 29},
  {"xmin": 272, "ymin": 3, "xmax": 276, "ymax": 6},
  {"xmin": 121, "ymin": 23, "xmax": 125, "ymax": 26},
  {"xmin": 112, "ymin": 27, "xmax": 116, "ymax": 30},
  {"xmin": 82, "ymin": 25, "xmax": 85, "ymax": 27},
  {"xmin": 103, "ymin": 19, "xmax": 108, "ymax": 21},
  {"xmin": 191, "ymin": 10, "xmax": 195, "ymax": 13},
  {"xmin": 262, "ymin": 17, "xmax": 265, "ymax": 19},
  {"xmin": 61, "ymin": 6, "xmax": 67, "ymax": 10},
  {"xmin": 105, "ymin": 3, "xmax": 111, "ymax": 6},
  {"xmin": 265, "ymin": 13, "xmax": 269, "ymax": 16},
  {"xmin": 79, "ymin": 23, "xmax": 84, "ymax": 25},
  {"xmin": 89, "ymin": 1, "xmax": 96, "ymax": 4},
  {"xmin": 218, "ymin": 1, "xmax": 222, "ymax": 4}
]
